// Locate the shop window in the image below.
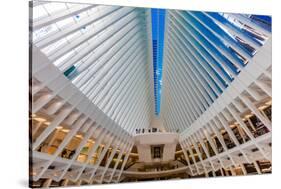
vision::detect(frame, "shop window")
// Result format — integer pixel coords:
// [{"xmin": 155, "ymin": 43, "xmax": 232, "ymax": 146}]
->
[
  {"xmin": 232, "ymin": 126, "xmax": 244, "ymax": 144},
  {"xmin": 263, "ymin": 105, "xmax": 272, "ymax": 121},
  {"xmin": 249, "ymin": 115, "xmax": 269, "ymax": 137},
  {"xmin": 206, "ymin": 141, "xmax": 215, "ymax": 156},
  {"xmin": 222, "ymin": 131, "xmax": 236, "ymax": 149},
  {"xmin": 214, "ymin": 137, "xmax": 224, "ymax": 153}
]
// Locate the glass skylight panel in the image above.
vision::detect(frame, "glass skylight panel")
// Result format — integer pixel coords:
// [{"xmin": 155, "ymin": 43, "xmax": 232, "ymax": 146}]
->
[
  {"xmin": 74, "ymin": 42, "xmax": 88, "ymax": 52},
  {"xmin": 223, "ymin": 41, "xmax": 249, "ymax": 66},
  {"xmin": 81, "ymin": 49, "xmax": 95, "ymax": 62},
  {"xmin": 192, "ymin": 12, "xmax": 256, "ymax": 58},
  {"xmin": 214, "ymin": 21, "xmax": 257, "ymax": 57},
  {"xmin": 65, "ymin": 2, "xmax": 76, "ymax": 9},
  {"xmin": 41, "ymin": 30, "xmax": 84, "ymax": 60},
  {"xmin": 80, "ymin": 76, "xmax": 95, "ymax": 92},
  {"xmin": 53, "ymin": 49, "xmax": 75, "ymax": 67},
  {"xmin": 182, "ymin": 13, "xmax": 242, "ymax": 71},
  {"xmin": 151, "ymin": 8, "xmax": 166, "ymax": 116},
  {"xmin": 206, "ymin": 12, "xmax": 262, "ymax": 53},
  {"xmin": 86, "ymin": 6, "xmax": 96, "ymax": 15},
  {"xmin": 176, "ymin": 15, "xmax": 239, "ymax": 76},
  {"xmin": 220, "ymin": 13, "xmax": 269, "ymax": 46},
  {"xmin": 43, "ymin": 2, "xmax": 68, "ymax": 16},
  {"xmin": 32, "ymin": 24, "xmax": 59, "ymax": 42},
  {"xmin": 41, "ymin": 38, "xmax": 68, "ymax": 55},
  {"xmin": 33, "ymin": 5, "xmax": 48, "ymax": 20},
  {"xmin": 229, "ymin": 46, "xmax": 249, "ymax": 66},
  {"xmin": 193, "ymin": 55, "xmax": 224, "ymax": 94},
  {"xmin": 56, "ymin": 17, "xmax": 75, "ymax": 29},
  {"xmin": 180, "ymin": 31, "xmax": 228, "ymax": 89},
  {"xmin": 65, "ymin": 30, "xmax": 83, "ymax": 42},
  {"xmin": 72, "ymin": 69, "xmax": 88, "ymax": 84},
  {"xmin": 169, "ymin": 16, "xmax": 234, "ymax": 85},
  {"xmin": 250, "ymin": 15, "xmax": 272, "ymax": 32},
  {"xmin": 241, "ymin": 24, "xmax": 268, "ymax": 45},
  {"xmin": 236, "ymin": 36, "xmax": 256, "ymax": 56}
]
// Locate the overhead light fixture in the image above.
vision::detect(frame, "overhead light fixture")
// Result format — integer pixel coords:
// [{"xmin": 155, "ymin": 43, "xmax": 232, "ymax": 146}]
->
[
  {"xmin": 62, "ymin": 129, "xmax": 70, "ymax": 133},
  {"xmin": 258, "ymin": 105, "xmax": 267, "ymax": 110},
  {"xmin": 56, "ymin": 126, "xmax": 63, "ymax": 130},
  {"xmin": 245, "ymin": 114, "xmax": 252, "ymax": 119},
  {"xmin": 34, "ymin": 117, "xmax": 46, "ymax": 122},
  {"xmin": 265, "ymin": 100, "xmax": 272, "ymax": 105},
  {"xmin": 44, "ymin": 122, "xmax": 51, "ymax": 125},
  {"xmin": 76, "ymin": 134, "xmax": 83, "ymax": 138}
]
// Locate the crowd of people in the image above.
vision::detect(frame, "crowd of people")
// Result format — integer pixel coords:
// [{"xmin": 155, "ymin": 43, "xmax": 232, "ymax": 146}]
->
[{"xmin": 135, "ymin": 127, "xmax": 160, "ymax": 134}]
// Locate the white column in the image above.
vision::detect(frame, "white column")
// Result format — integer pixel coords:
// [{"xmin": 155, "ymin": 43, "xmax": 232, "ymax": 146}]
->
[
  {"xmin": 200, "ymin": 128, "xmax": 225, "ymax": 168},
  {"xmin": 227, "ymin": 106, "xmax": 269, "ymax": 160},
  {"xmin": 188, "ymin": 138, "xmax": 208, "ymax": 177},
  {"xmin": 99, "ymin": 138, "xmax": 124, "ymax": 182},
  {"xmin": 230, "ymin": 166, "xmax": 236, "ymax": 176},
  {"xmin": 34, "ymin": 115, "xmax": 87, "ymax": 181},
  {"xmin": 42, "ymin": 178, "xmax": 52, "ymax": 188},
  {"xmin": 194, "ymin": 133, "xmax": 216, "ymax": 173},
  {"xmin": 184, "ymin": 140, "xmax": 200, "ymax": 175},
  {"xmin": 115, "ymin": 143, "xmax": 134, "ymax": 182},
  {"xmin": 57, "ymin": 124, "xmax": 98, "ymax": 181},
  {"xmin": 253, "ymin": 161, "xmax": 262, "ymax": 174},
  {"xmin": 76, "ymin": 179, "xmax": 82, "ymax": 186},
  {"xmin": 107, "ymin": 142, "xmax": 130, "ymax": 182},
  {"xmin": 208, "ymin": 124, "xmax": 237, "ymax": 166},
  {"xmin": 74, "ymin": 128, "xmax": 109, "ymax": 181},
  {"xmin": 220, "ymin": 168, "xmax": 225, "ymax": 176},
  {"xmin": 32, "ymin": 121, "xmax": 43, "ymax": 138},
  {"xmin": 240, "ymin": 95, "xmax": 272, "ymax": 131},
  {"xmin": 88, "ymin": 133, "xmax": 117, "ymax": 182},
  {"xmin": 179, "ymin": 141, "xmax": 194, "ymax": 176},
  {"xmin": 240, "ymin": 164, "xmax": 247, "ymax": 175},
  {"xmin": 61, "ymin": 179, "xmax": 69, "ymax": 187}
]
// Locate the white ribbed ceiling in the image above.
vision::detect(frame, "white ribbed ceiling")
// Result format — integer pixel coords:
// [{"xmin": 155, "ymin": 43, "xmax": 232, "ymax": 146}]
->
[
  {"xmin": 32, "ymin": 2, "xmax": 154, "ymax": 134},
  {"xmin": 161, "ymin": 10, "xmax": 271, "ymax": 133},
  {"xmin": 32, "ymin": 1, "xmax": 271, "ymax": 135}
]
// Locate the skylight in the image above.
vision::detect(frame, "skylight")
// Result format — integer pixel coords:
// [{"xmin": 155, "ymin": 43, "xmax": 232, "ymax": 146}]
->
[{"xmin": 151, "ymin": 8, "xmax": 166, "ymax": 116}]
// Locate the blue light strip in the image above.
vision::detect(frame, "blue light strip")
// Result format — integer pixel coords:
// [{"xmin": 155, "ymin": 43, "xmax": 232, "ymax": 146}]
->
[{"xmin": 151, "ymin": 8, "xmax": 166, "ymax": 116}]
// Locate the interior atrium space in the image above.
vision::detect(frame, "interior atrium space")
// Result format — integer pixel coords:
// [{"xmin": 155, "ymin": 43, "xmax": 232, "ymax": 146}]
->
[{"xmin": 29, "ymin": 1, "xmax": 272, "ymax": 188}]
